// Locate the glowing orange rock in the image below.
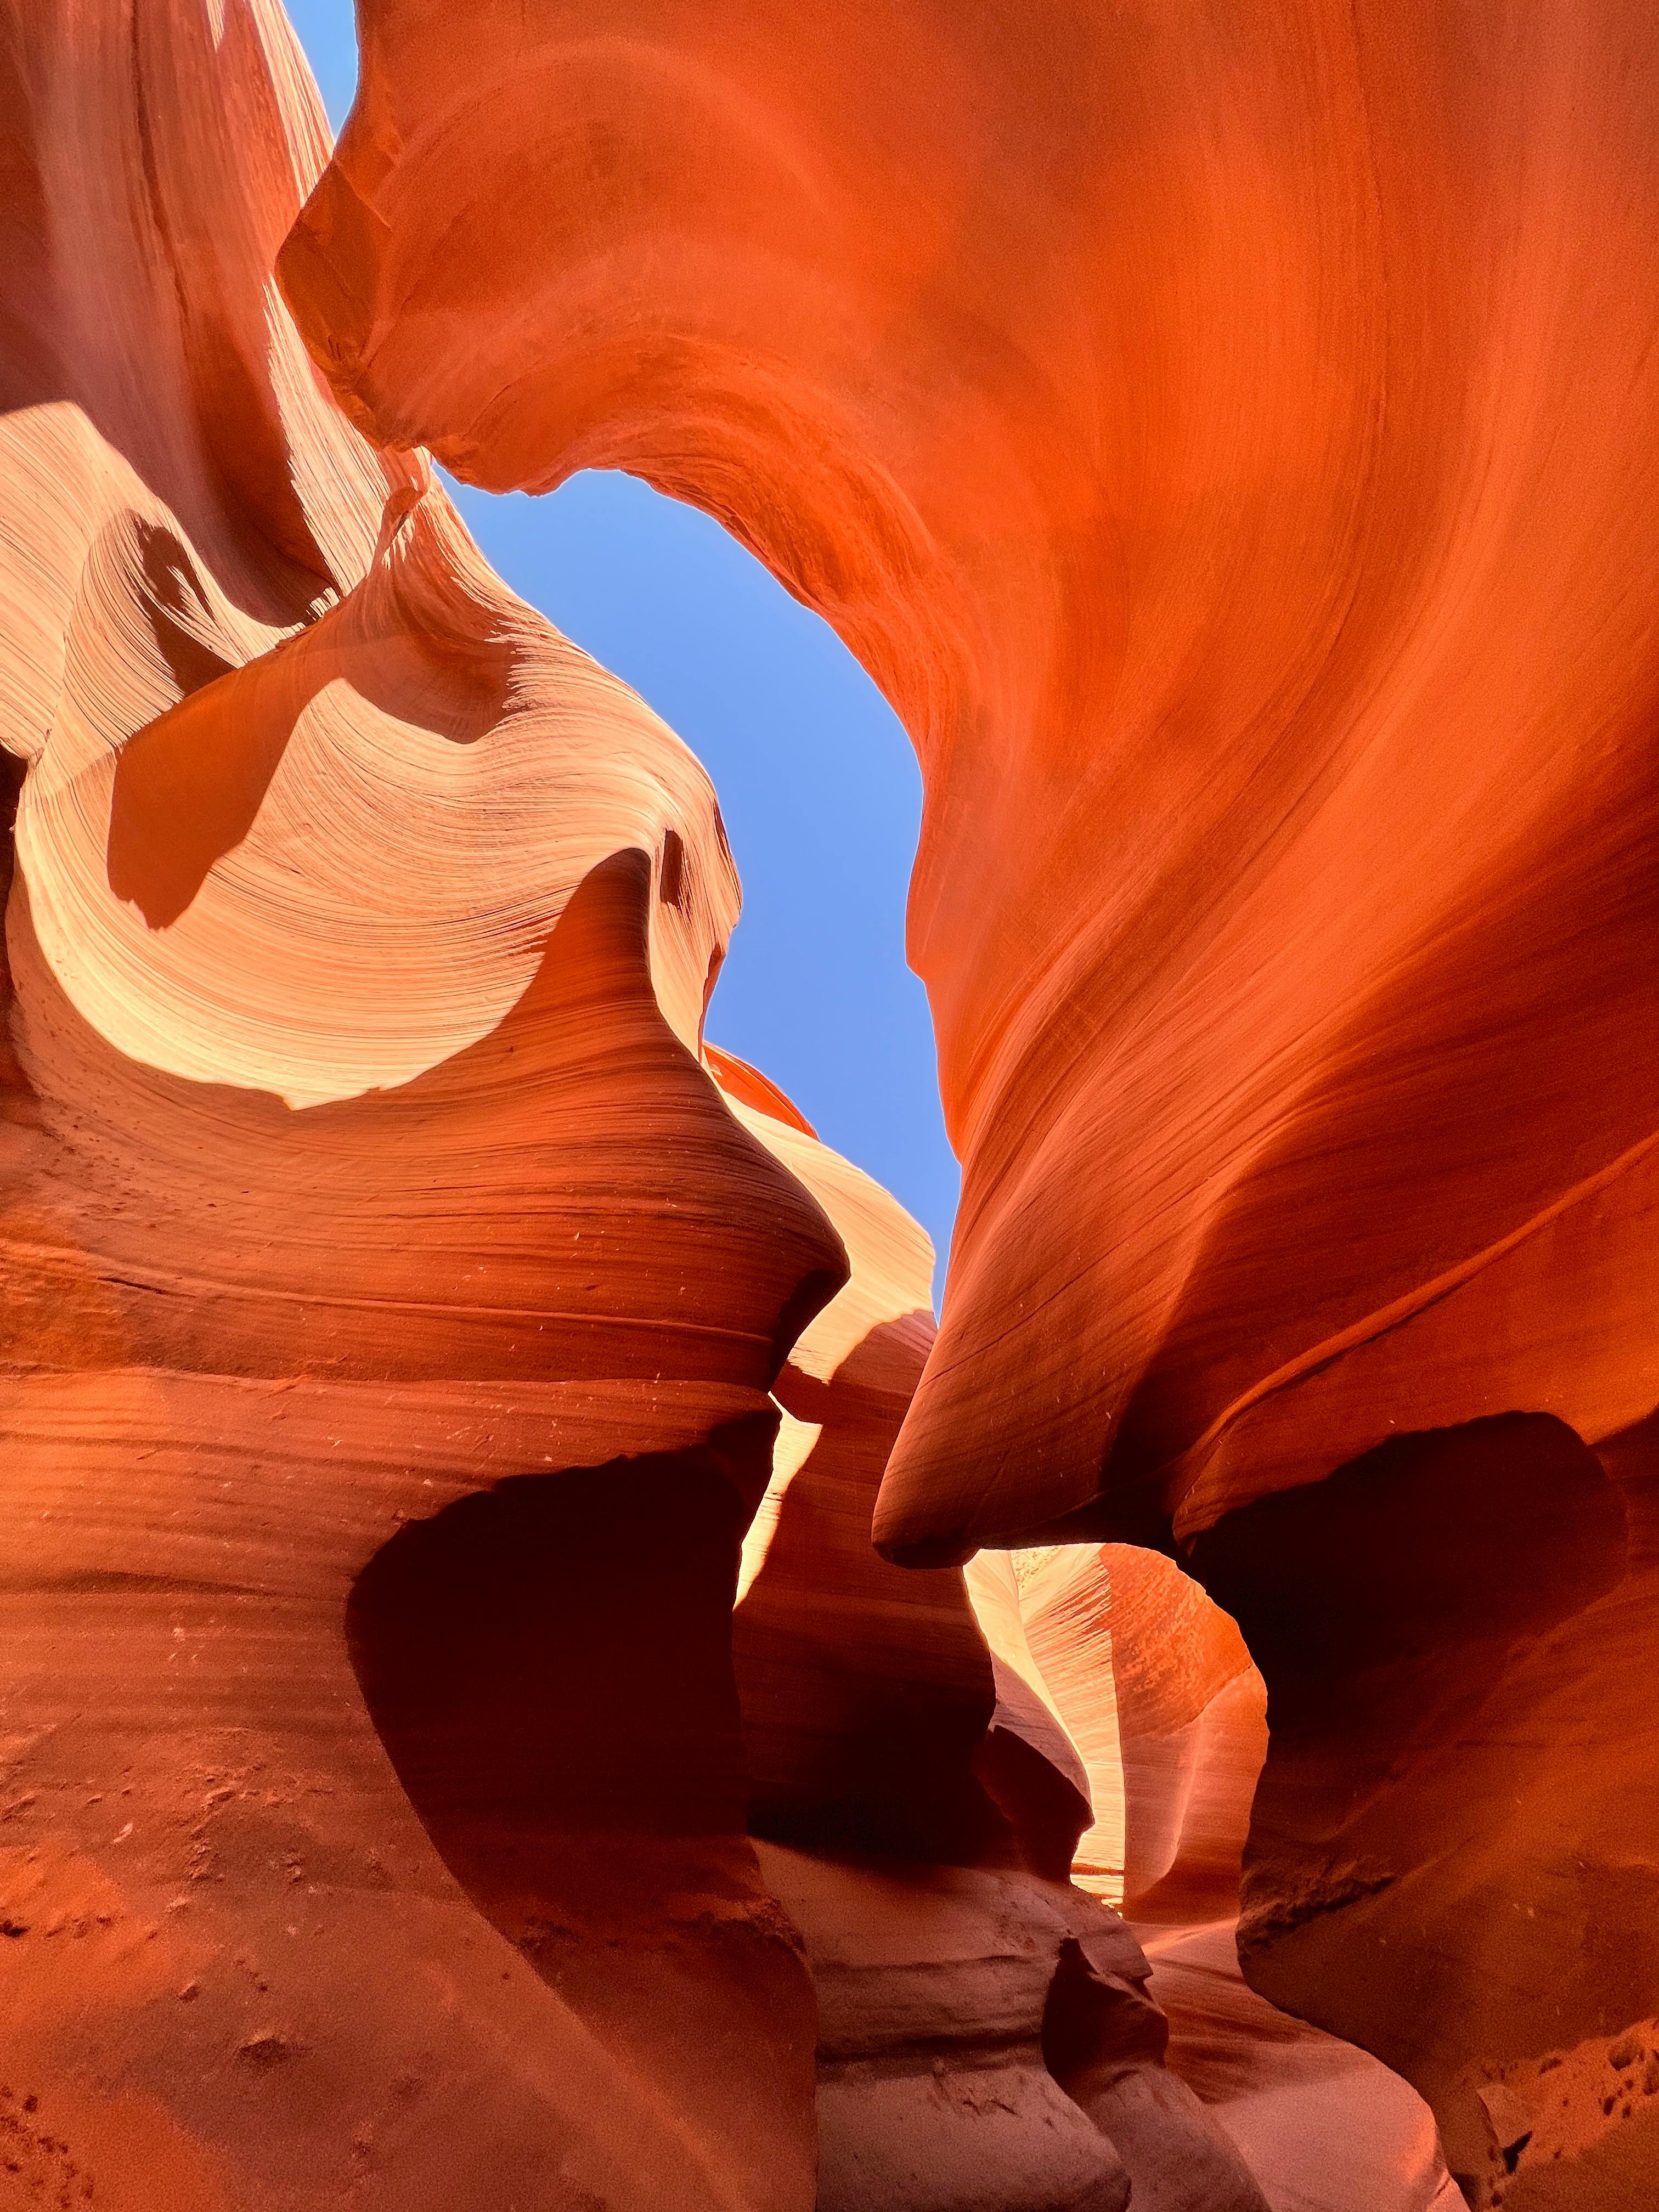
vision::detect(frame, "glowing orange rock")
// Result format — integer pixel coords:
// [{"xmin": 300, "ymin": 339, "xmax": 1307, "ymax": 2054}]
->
[
  {"xmin": 280, "ymin": 3, "xmax": 1659, "ymax": 2191},
  {"xmin": 972, "ymin": 1548, "xmax": 1469, "ymax": 2211},
  {"xmin": 722, "ymin": 1061, "xmax": 1274, "ymax": 2212},
  {"xmin": 968, "ymin": 1544, "xmax": 1266, "ymax": 1920},
  {"xmin": 721, "ymin": 1050, "xmax": 992, "ymax": 1859},
  {"xmin": 280, "ymin": 0, "xmax": 1659, "ymax": 1554},
  {"xmin": 0, "ymin": 6, "xmax": 840, "ymax": 2203},
  {"xmin": 10, "ymin": 0, "xmax": 1659, "ymax": 2200},
  {"xmin": 0, "ymin": 9, "xmax": 1275, "ymax": 2208}
]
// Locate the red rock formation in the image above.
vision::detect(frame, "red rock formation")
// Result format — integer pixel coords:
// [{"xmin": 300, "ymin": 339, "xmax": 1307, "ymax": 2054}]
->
[
  {"xmin": 280, "ymin": 2, "xmax": 1659, "ymax": 2194},
  {"xmin": 1144, "ymin": 1921, "xmax": 1465, "ymax": 2212},
  {"xmin": 9, "ymin": 0, "xmax": 1659, "ymax": 2202},
  {"xmin": 724, "ymin": 1069, "xmax": 1271, "ymax": 2211},
  {"xmin": 0, "ymin": 5, "xmax": 842, "ymax": 2202},
  {"xmin": 964, "ymin": 1547, "xmax": 1127, "ymax": 1899},
  {"xmin": 724, "ymin": 1059, "xmax": 991, "ymax": 1861},
  {"xmin": 970, "ymin": 1545, "xmax": 1267, "ymax": 1922},
  {"xmin": 0, "ymin": 8, "xmax": 1283, "ymax": 2207},
  {"xmin": 970, "ymin": 1545, "xmax": 1468, "ymax": 2208},
  {"xmin": 1190, "ymin": 1413, "xmax": 1657, "ymax": 2205}
]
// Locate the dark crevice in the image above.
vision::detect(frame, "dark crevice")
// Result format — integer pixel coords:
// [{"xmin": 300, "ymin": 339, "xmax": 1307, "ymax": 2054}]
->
[{"xmin": 342, "ymin": 1411, "xmax": 817, "ymax": 2187}]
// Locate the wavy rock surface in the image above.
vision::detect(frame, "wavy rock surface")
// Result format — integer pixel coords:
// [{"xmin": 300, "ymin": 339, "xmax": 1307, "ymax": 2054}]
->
[
  {"xmin": 0, "ymin": 8, "xmax": 1288, "ymax": 2208},
  {"xmin": 970, "ymin": 1546, "xmax": 1462, "ymax": 2209},
  {"xmin": 723, "ymin": 1070, "xmax": 1270, "ymax": 2211},
  {"xmin": 8, "ymin": 0, "xmax": 1658, "ymax": 2203},
  {"xmin": 279, "ymin": 0, "xmax": 1659, "ymax": 1555},
  {"xmin": 281, "ymin": 2, "xmax": 1659, "ymax": 2192},
  {"xmin": 724, "ymin": 1056, "xmax": 991, "ymax": 1861},
  {"xmin": 969, "ymin": 1545, "xmax": 1267, "ymax": 1922},
  {"xmin": 0, "ymin": 5, "xmax": 844, "ymax": 2204},
  {"xmin": 1144, "ymin": 1922, "xmax": 1465, "ymax": 2212}
]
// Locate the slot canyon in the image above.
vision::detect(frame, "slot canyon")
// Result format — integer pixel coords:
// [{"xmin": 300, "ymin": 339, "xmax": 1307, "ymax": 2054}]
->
[{"xmin": 0, "ymin": 2, "xmax": 1656, "ymax": 2207}]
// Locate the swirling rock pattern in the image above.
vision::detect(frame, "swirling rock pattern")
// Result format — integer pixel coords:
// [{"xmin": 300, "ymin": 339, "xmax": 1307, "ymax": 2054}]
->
[
  {"xmin": 280, "ymin": 2, "xmax": 1659, "ymax": 2200},
  {"xmin": 0, "ymin": 5, "xmax": 847, "ymax": 2203},
  {"xmin": 0, "ymin": 5, "xmax": 1267, "ymax": 2209},
  {"xmin": 968, "ymin": 1543, "xmax": 1267, "ymax": 1921},
  {"xmin": 6, "ymin": 0, "xmax": 1658, "ymax": 2206},
  {"xmin": 966, "ymin": 1546, "xmax": 1466, "ymax": 2211}
]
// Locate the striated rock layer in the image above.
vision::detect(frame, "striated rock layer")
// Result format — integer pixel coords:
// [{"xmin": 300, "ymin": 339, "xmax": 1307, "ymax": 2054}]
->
[
  {"xmin": 971, "ymin": 1546, "xmax": 1466, "ymax": 2210},
  {"xmin": 723, "ymin": 1090, "xmax": 1274, "ymax": 2211},
  {"xmin": 0, "ymin": 4, "xmax": 838, "ymax": 2202},
  {"xmin": 280, "ymin": 2, "xmax": 1659, "ymax": 2197},
  {"xmin": 967, "ymin": 1543, "xmax": 1267, "ymax": 1922},
  {"xmin": 5, "ymin": 0, "xmax": 1657, "ymax": 2204},
  {"xmin": 0, "ymin": 6, "xmax": 1274, "ymax": 2209}
]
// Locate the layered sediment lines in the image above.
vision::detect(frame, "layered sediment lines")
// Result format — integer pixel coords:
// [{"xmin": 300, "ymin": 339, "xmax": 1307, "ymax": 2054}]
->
[
  {"xmin": 968, "ymin": 1547, "xmax": 1464, "ymax": 2209},
  {"xmin": 0, "ymin": 7, "xmax": 1277, "ymax": 2208},
  {"xmin": 7, "ymin": 0, "xmax": 1658, "ymax": 2203},
  {"xmin": 968, "ymin": 1544, "xmax": 1267, "ymax": 1922},
  {"xmin": 0, "ymin": 4, "xmax": 843, "ymax": 2202},
  {"xmin": 280, "ymin": 3, "xmax": 1659, "ymax": 2194},
  {"xmin": 280, "ymin": 0, "xmax": 1659, "ymax": 1558}
]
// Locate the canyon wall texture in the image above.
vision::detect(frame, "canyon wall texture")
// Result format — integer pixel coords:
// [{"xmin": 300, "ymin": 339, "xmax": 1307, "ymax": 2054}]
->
[
  {"xmin": 2, "ymin": 1, "xmax": 1656, "ymax": 2208},
  {"xmin": 277, "ymin": 3, "xmax": 1659, "ymax": 2204},
  {"xmin": 0, "ymin": 6, "xmax": 828, "ymax": 2202},
  {"xmin": 0, "ymin": 5, "xmax": 1261, "ymax": 2208}
]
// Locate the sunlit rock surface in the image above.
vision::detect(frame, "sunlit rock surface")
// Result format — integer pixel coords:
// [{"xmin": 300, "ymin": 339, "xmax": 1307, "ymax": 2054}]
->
[
  {"xmin": 281, "ymin": 2, "xmax": 1659, "ymax": 2199},
  {"xmin": 3, "ymin": 0, "xmax": 1657, "ymax": 2206},
  {"xmin": 968, "ymin": 1545, "xmax": 1467, "ymax": 2212},
  {"xmin": 0, "ymin": 5, "xmax": 1257, "ymax": 2208},
  {"xmin": 0, "ymin": 5, "xmax": 838, "ymax": 2203}
]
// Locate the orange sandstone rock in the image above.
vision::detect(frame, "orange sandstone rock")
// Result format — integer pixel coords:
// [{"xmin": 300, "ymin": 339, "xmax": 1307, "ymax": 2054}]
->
[
  {"xmin": 0, "ymin": 5, "xmax": 842, "ymax": 2203},
  {"xmin": 10, "ymin": 0, "xmax": 1659, "ymax": 2202},
  {"xmin": 724, "ymin": 1063, "xmax": 1272, "ymax": 2211},
  {"xmin": 0, "ymin": 8, "xmax": 1276, "ymax": 2207},
  {"xmin": 280, "ymin": 2, "xmax": 1659, "ymax": 2191},
  {"xmin": 969, "ymin": 1545, "xmax": 1267, "ymax": 1922},
  {"xmin": 724, "ymin": 1054, "xmax": 994, "ymax": 1862},
  {"xmin": 279, "ymin": 0, "xmax": 1659, "ymax": 1555},
  {"xmin": 972, "ymin": 1546, "xmax": 1466, "ymax": 2210}
]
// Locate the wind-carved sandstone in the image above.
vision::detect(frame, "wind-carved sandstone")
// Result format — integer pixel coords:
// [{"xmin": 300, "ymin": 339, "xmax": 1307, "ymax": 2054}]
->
[
  {"xmin": 277, "ymin": 4, "xmax": 1659, "ymax": 2205},
  {"xmin": 0, "ymin": 5, "xmax": 1247, "ymax": 2209},
  {"xmin": 1, "ymin": 3, "xmax": 1656, "ymax": 2210}
]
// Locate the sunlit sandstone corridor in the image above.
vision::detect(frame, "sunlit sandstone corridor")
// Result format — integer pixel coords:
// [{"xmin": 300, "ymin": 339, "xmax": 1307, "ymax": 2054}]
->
[{"xmin": 1, "ymin": 3, "xmax": 1656, "ymax": 2209}]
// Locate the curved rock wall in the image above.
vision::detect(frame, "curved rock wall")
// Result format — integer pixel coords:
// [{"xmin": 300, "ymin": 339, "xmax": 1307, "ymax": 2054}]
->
[
  {"xmin": 0, "ymin": 5, "xmax": 847, "ymax": 2202},
  {"xmin": 0, "ymin": 6, "xmax": 1266, "ymax": 2207},
  {"xmin": 280, "ymin": 0, "xmax": 1659, "ymax": 1558},
  {"xmin": 4, "ymin": 1, "xmax": 1657, "ymax": 2206},
  {"xmin": 969, "ymin": 1544, "xmax": 1267, "ymax": 1921},
  {"xmin": 278, "ymin": 4, "xmax": 1659, "ymax": 2198}
]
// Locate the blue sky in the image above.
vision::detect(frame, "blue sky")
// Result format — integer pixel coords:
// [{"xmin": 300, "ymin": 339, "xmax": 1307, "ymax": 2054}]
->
[{"xmin": 283, "ymin": 3, "xmax": 959, "ymax": 1292}]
